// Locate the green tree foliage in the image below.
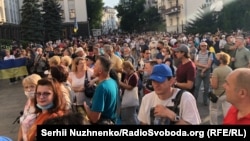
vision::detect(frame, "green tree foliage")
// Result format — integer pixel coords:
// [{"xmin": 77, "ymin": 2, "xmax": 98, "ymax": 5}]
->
[
  {"xmin": 185, "ymin": 5, "xmax": 217, "ymax": 34},
  {"xmin": 87, "ymin": 0, "xmax": 104, "ymax": 29},
  {"xmin": 142, "ymin": 7, "xmax": 165, "ymax": 32},
  {"xmin": 42, "ymin": 0, "xmax": 62, "ymax": 42},
  {"xmin": 116, "ymin": 0, "xmax": 146, "ymax": 33},
  {"xmin": 185, "ymin": 0, "xmax": 250, "ymax": 34},
  {"xmin": 217, "ymin": 0, "xmax": 250, "ymax": 32},
  {"xmin": 116, "ymin": 0, "xmax": 163, "ymax": 33},
  {"xmin": 20, "ymin": 0, "xmax": 44, "ymax": 43}
]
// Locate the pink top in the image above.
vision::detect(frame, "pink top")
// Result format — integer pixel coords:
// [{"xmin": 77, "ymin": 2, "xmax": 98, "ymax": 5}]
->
[{"xmin": 19, "ymin": 99, "xmax": 36, "ymax": 141}]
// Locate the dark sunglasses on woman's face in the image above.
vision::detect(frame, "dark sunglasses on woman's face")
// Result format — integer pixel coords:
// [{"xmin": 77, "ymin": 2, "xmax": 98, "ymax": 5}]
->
[{"xmin": 35, "ymin": 92, "xmax": 52, "ymax": 97}]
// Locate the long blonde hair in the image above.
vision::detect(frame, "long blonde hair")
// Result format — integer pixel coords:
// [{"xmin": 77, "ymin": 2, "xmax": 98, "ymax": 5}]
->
[{"xmin": 71, "ymin": 57, "xmax": 86, "ymax": 72}]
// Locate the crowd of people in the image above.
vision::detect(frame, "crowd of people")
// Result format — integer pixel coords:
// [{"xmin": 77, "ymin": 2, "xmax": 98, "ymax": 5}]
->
[{"xmin": 1, "ymin": 31, "xmax": 250, "ymax": 140}]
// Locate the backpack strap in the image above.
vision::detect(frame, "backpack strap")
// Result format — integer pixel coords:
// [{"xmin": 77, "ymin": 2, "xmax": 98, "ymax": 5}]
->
[
  {"xmin": 85, "ymin": 70, "xmax": 88, "ymax": 81},
  {"xmin": 172, "ymin": 89, "xmax": 185, "ymax": 115}
]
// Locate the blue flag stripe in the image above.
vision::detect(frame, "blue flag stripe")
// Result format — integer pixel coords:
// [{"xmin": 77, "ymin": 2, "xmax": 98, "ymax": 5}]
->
[{"xmin": 0, "ymin": 58, "xmax": 27, "ymax": 69}]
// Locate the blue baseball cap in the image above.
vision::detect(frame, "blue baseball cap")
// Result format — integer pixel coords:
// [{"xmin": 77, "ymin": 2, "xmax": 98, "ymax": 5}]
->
[{"xmin": 149, "ymin": 64, "xmax": 173, "ymax": 83}]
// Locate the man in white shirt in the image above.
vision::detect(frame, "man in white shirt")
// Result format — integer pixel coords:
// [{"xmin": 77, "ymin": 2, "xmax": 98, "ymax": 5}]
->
[
  {"xmin": 219, "ymin": 35, "xmax": 227, "ymax": 51},
  {"xmin": 137, "ymin": 64, "xmax": 201, "ymax": 125}
]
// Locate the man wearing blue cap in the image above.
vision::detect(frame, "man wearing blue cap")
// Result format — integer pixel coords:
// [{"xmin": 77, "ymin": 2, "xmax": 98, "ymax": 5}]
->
[{"xmin": 137, "ymin": 64, "xmax": 201, "ymax": 125}]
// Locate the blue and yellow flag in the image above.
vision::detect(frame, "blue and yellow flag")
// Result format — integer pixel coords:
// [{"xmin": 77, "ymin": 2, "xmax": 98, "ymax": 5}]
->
[
  {"xmin": 74, "ymin": 18, "xmax": 78, "ymax": 33},
  {"xmin": 0, "ymin": 58, "xmax": 28, "ymax": 79}
]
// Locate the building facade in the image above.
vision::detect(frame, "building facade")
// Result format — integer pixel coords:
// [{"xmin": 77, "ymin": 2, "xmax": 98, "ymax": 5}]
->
[
  {"xmin": 58, "ymin": 0, "xmax": 89, "ymax": 39},
  {"xmin": 158, "ymin": 0, "xmax": 224, "ymax": 33},
  {"xmin": 0, "ymin": 0, "xmax": 20, "ymax": 40},
  {"xmin": 102, "ymin": 6, "xmax": 118, "ymax": 35},
  {"xmin": 0, "ymin": 0, "xmax": 89, "ymax": 41}
]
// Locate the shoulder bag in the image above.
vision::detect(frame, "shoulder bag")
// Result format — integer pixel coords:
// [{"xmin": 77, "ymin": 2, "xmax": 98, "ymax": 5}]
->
[
  {"xmin": 208, "ymin": 90, "xmax": 225, "ymax": 103},
  {"xmin": 84, "ymin": 70, "xmax": 96, "ymax": 98},
  {"xmin": 121, "ymin": 72, "xmax": 139, "ymax": 108}
]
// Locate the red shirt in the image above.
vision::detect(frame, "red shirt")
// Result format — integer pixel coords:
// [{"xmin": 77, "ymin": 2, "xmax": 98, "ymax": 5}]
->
[
  {"xmin": 223, "ymin": 106, "xmax": 250, "ymax": 125},
  {"xmin": 176, "ymin": 61, "xmax": 196, "ymax": 94}
]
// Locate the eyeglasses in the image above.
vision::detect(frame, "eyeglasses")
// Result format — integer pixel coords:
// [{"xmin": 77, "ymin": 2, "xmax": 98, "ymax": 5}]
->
[
  {"xmin": 36, "ymin": 92, "xmax": 52, "ymax": 97},
  {"xmin": 200, "ymin": 45, "xmax": 207, "ymax": 47}
]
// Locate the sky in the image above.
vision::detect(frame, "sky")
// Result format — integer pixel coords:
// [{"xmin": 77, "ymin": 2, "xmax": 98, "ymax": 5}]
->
[{"xmin": 103, "ymin": 0, "xmax": 119, "ymax": 8}]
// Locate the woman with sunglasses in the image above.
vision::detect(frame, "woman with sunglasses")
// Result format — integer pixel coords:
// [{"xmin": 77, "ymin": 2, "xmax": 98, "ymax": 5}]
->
[{"xmin": 26, "ymin": 78, "xmax": 67, "ymax": 141}]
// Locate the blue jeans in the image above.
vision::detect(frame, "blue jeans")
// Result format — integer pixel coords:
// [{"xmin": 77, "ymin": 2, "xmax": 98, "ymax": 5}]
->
[
  {"xmin": 193, "ymin": 69, "xmax": 211, "ymax": 104},
  {"xmin": 120, "ymin": 106, "xmax": 139, "ymax": 125}
]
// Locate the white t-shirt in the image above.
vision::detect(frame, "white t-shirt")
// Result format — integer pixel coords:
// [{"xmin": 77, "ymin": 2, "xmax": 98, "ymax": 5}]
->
[
  {"xmin": 68, "ymin": 69, "xmax": 94, "ymax": 105},
  {"xmin": 4, "ymin": 55, "xmax": 15, "ymax": 60},
  {"xmin": 138, "ymin": 88, "xmax": 201, "ymax": 125}
]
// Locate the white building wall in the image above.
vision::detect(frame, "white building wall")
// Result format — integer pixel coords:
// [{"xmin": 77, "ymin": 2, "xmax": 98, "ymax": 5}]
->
[
  {"xmin": 184, "ymin": 0, "xmax": 204, "ymax": 23},
  {"xmin": 184, "ymin": 0, "xmax": 224, "ymax": 24},
  {"xmin": 47, "ymin": 0, "xmax": 87, "ymax": 23},
  {"xmin": 3, "ymin": 0, "xmax": 19, "ymax": 24},
  {"xmin": 74, "ymin": 0, "xmax": 87, "ymax": 22},
  {"xmin": 102, "ymin": 7, "xmax": 118, "ymax": 34},
  {"xmin": 17, "ymin": 0, "xmax": 87, "ymax": 24},
  {"xmin": 0, "ymin": 0, "xmax": 6, "ymax": 23},
  {"xmin": 160, "ymin": 0, "xmax": 219, "ymax": 33}
]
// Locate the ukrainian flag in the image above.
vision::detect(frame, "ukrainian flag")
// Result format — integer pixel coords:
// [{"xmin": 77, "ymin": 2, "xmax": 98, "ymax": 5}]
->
[
  {"xmin": 73, "ymin": 18, "xmax": 78, "ymax": 33},
  {"xmin": 0, "ymin": 58, "xmax": 28, "ymax": 79}
]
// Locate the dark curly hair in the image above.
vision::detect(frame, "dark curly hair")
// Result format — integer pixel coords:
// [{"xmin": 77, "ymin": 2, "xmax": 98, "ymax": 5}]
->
[{"xmin": 50, "ymin": 65, "xmax": 69, "ymax": 83}]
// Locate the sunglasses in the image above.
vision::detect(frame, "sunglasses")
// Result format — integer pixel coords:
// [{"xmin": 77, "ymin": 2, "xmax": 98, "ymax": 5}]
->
[{"xmin": 36, "ymin": 92, "xmax": 52, "ymax": 97}]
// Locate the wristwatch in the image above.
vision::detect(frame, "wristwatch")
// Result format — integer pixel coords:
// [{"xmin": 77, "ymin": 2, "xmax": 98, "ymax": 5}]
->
[{"xmin": 173, "ymin": 115, "xmax": 180, "ymax": 122}]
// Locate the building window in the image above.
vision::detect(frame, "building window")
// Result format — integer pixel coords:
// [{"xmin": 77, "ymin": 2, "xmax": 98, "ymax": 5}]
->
[
  {"xmin": 69, "ymin": 9, "xmax": 75, "ymax": 19},
  {"xmin": 170, "ymin": 18, "xmax": 173, "ymax": 26}
]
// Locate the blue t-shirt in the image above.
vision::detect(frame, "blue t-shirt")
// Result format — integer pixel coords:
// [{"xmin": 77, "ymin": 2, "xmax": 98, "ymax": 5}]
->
[
  {"xmin": 91, "ymin": 78, "xmax": 118, "ymax": 122},
  {"xmin": 0, "ymin": 136, "xmax": 12, "ymax": 141}
]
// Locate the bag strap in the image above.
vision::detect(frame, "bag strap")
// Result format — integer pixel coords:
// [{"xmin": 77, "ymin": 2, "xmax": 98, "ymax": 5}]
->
[
  {"xmin": 125, "ymin": 71, "xmax": 137, "ymax": 85},
  {"xmin": 172, "ymin": 89, "xmax": 185, "ymax": 115},
  {"xmin": 85, "ymin": 70, "xmax": 88, "ymax": 81},
  {"xmin": 218, "ymin": 90, "xmax": 225, "ymax": 97}
]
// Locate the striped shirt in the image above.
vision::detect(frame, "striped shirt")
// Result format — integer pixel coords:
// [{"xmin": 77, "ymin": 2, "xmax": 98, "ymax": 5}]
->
[{"xmin": 196, "ymin": 50, "xmax": 213, "ymax": 70}]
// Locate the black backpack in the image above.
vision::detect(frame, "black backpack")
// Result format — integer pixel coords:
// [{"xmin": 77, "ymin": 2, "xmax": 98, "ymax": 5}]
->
[
  {"xmin": 169, "ymin": 89, "xmax": 185, "ymax": 117},
  {"xmin": 150, "ymin": 89, "xmax": 185, "ymax": 125}
]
